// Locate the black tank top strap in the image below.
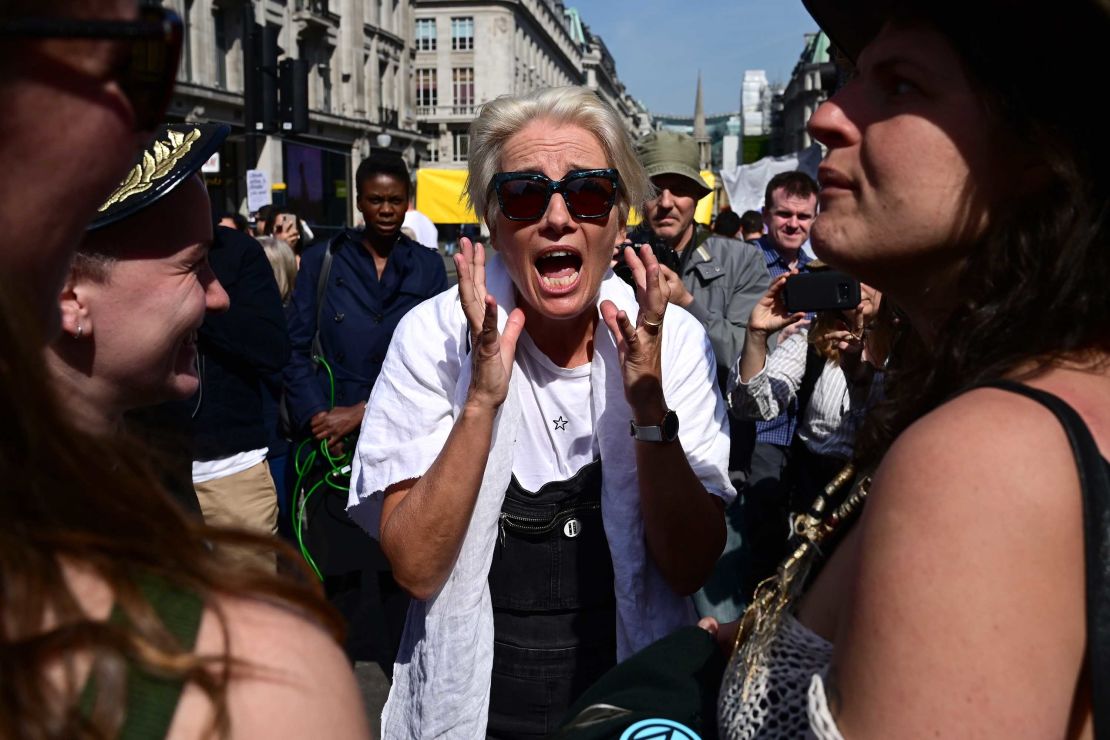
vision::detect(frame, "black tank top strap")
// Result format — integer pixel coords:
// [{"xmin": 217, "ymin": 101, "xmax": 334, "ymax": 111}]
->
[{"xmin": 971, "ymin": 378, "xmax": 1110, "ymax": 734}]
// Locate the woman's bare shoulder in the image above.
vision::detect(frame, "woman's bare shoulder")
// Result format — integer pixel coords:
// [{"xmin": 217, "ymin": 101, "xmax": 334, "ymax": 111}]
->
[
  {"xmin": 826, "ymin": 375, "xmax": 1098, "ymax": 737},
  {"xmin": 168, "ymin": 594, "xmax": 371, "ymax": 739}
]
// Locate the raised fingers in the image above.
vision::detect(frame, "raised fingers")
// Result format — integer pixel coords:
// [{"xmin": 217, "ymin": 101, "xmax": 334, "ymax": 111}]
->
[
  {"xmin": 455, "ymin": 237, "xmax": 488, "ymax": 332},
  {"xmin": 600, "ymin": 299, "xmax": 637, "ymax": 351},
  {"xmin": 639, "ymin": 246, "xmax": 668, "ymax": 329},
  {"xmin": 623, "ymin": 244, "xmax": 648, "ymax": 293}
]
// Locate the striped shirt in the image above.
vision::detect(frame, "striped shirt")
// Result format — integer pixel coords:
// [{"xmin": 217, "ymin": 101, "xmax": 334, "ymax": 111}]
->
[
  {"xmin": 753, "ymin": 237, "xmax": 812, "ymax": 446},
  {"xmin": 730, "ymin": 330, "xmax": 882, "ymax": 460}
]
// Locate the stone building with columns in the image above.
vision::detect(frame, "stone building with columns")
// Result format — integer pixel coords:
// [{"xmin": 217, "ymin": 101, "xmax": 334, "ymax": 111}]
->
[
  {"xmin": 159, "ymin": 0, "xmax": 646, "ymax": 231},
  {"xmin": 162, "ymin": 0, "xmax": 427, "ymax": 235},
  {"xmin": 411, "ymin": 0, "xmax": 650, "ymax": 169}
]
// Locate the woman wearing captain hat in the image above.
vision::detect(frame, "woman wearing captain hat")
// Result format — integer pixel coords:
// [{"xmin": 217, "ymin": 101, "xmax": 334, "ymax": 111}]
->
[{"xmin": 31, "ymin": 122, "xmax": 369, "ymax": 738}]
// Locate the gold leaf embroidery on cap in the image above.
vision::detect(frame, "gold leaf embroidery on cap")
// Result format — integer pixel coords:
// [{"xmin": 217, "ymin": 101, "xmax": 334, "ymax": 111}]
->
[{"xmin": 97, "ymin": 128, "xmax": 202, "ymax": 212}]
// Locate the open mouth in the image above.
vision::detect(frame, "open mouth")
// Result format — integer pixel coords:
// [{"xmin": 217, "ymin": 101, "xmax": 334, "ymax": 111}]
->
[{"xmin": 534, "ymin": 249, "xmax": 583, "ymax": 290}]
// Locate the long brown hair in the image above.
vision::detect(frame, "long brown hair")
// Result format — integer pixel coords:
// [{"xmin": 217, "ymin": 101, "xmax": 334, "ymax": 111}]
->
[
  {"xmin": 852, "ymin": 3, "xmax": 1110, "ymax": 467},
  {"xmin": 0, "ymin": 279, "xmax": 341, "ymax": 738}
]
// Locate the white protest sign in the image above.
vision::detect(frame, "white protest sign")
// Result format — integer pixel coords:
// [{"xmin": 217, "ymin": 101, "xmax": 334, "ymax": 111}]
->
[{"xmin": 246, "ymin": 169, "xmax": 272, "ymax": 213}]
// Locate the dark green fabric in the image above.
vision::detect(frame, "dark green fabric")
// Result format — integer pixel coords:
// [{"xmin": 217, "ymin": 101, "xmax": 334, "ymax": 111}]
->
[
  {"xmin": 79, "ymin": 574, "xmax": 205, "ymax": 738},
  {"xmin": 553, "ymin": 625, "xmax": 726, "ymax": 739}
]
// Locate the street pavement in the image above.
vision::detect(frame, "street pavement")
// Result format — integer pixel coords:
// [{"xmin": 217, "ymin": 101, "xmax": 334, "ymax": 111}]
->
[{"xmin": 355, "ymin": 661, "xmax": 390, "ymax": 738}]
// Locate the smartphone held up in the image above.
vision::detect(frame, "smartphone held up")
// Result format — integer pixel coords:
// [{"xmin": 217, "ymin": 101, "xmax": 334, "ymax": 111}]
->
[{"xmin": 783, "ymin": 271, "xmax": 861, "ymax": 314}]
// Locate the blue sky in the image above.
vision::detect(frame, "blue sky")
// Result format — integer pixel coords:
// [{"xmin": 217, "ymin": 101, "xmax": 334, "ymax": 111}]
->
[{"xmin": 571, "ymin": 0, "xmax": 819, "ymax": 116}]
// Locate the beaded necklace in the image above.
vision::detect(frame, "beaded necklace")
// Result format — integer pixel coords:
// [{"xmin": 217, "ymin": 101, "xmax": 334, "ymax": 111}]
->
[{"xmin": 726, "ymin": 463, "xmax": 872, "ymax": 701}]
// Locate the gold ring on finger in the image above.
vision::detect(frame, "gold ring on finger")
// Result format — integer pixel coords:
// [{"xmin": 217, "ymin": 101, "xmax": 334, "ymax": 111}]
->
[{"xmin": 641, "ymin": 314, "xmax": 663, "ymax": 328}]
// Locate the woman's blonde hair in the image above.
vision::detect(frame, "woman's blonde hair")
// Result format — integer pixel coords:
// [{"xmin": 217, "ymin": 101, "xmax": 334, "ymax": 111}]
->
[
  {"xmin": 465, "ymin": 86, "xmax": 652, "ymax": 235},
  {"xmin": 257, "ymin": 235, "xmax": 297, "ymax": 303}
]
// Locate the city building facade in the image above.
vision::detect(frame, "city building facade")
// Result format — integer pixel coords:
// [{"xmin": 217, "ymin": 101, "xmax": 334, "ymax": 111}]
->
[
  {"xmin": 411, "ymin": 0, "xmax": 650, "ymax": 170},
  {"xmin": 164, "ymin": 0, "xmax": 426, "ymax": 234},
  {"xmin": 159, "ymin": 0, "xmax": 646, "ymax": 231},
  {"xmin": 776, "ymin": 31, "xmax": 837, "ymax": 154}
]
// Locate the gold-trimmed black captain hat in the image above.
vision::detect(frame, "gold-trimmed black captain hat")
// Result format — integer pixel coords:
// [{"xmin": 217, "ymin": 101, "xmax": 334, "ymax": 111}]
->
[{"xmin": 88, "ymin": 123, "xmax": 229, "ymax": 231}]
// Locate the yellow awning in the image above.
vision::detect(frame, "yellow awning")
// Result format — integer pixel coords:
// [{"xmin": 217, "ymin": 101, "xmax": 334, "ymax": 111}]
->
[{"xmin": 415, "ymin": 168, "xmax": 478, "ymax": 224}]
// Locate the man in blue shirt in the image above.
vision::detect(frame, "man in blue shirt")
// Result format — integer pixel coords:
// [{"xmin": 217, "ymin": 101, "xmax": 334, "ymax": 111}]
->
[
  {"xmin": 283, "ymin": 152, "xmax": 447, "ymax": 670},
  {"xmin": 738, "ymin": 171, "xmax": 818, "ymax": 600}
]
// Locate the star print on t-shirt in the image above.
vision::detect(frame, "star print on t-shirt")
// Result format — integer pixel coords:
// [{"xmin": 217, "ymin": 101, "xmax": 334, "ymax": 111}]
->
[{"xmin": 553, "ymin": 416, "xmax": 569, "ymax": 431}]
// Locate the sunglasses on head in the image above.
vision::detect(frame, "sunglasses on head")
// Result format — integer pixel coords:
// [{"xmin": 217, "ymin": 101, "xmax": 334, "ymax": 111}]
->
[
  {"xmin": 0, "ymin": 6, "xmax": 183, "ymax": 132},
  {"xmin": 491, "ymin": 169, "xmax": 620, "ymax": 221}
]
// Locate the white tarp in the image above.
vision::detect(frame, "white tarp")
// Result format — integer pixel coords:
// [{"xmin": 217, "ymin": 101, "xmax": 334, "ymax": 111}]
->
[{"xmin": 720, "ymin": 144, "xmax": 823, "ymax": 215}]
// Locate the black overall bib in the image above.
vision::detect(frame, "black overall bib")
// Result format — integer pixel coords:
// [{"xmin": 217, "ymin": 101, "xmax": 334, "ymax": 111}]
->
[{"xmin": 485, "ymin": 459, "xmax": 617, "ymax": 738}]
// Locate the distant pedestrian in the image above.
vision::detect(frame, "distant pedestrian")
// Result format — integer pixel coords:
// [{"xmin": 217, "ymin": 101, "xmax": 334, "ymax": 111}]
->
[
  {"xmin": 739, "ymin": 209, "xmax": 764, "ymax": 241},
  {"xmin": 712, "ymin": 209, "xmax": 742, "ymax": 238}
]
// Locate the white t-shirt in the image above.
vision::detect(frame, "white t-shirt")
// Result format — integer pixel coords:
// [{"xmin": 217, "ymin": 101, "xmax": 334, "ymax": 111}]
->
[{"xmin": 512, "ymin": 331, "xmax": 598, "ymax": 491}]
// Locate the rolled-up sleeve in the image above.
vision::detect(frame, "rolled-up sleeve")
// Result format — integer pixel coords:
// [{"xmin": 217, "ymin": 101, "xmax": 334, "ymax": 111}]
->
[
  {"xmin": 730, "ymin": 330, "xmax": 809, "ymax": 421},
  {"xmin": 662, "ymin": 308, "xmax": 737, "ymax": 504}
]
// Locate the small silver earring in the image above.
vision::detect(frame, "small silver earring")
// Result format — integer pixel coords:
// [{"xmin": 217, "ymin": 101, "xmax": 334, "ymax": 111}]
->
[{"xmin": 74, "ymin": 322, "xmax": 83, "ymax": 340}]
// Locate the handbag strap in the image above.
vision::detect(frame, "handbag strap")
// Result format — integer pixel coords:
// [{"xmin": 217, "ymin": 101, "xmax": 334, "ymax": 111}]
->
[
  {"xmin": 310, "ymin": 233, "xmax": 341, "ymax": 360},
  {"xmin": 977, "ymin": 379, "xmax": 1110, "ymax": 735}
]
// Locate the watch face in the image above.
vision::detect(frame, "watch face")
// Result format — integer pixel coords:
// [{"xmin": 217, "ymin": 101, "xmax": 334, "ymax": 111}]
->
[{"xmin": 662, "ymin": 409, "xmax": 679, "ymax": 441}]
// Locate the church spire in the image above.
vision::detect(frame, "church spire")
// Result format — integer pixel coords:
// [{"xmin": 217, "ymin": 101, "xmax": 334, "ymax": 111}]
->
[{"xmin": 694, "ymin": 72, "xmax": 710, "ymax": 170}]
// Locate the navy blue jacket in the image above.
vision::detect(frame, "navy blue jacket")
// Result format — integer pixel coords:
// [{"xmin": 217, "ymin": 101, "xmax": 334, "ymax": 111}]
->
[
  {"xmin": 191, "ymin": 226, "xmax": 291, "ymax": 459},
  {"xmin": 283, "ymin": 229, "xmax": 448, "ymax": 434}
]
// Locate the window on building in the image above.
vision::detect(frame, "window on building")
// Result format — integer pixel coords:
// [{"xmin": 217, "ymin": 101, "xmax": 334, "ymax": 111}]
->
[
  {"xmin": 416, "ymin": 68, "xmax": 437, "ymax": 111},
  {"xmin": 452, "ymin": 67, "xmax": 474, "ymax": 113},
  {"xmin": 427, "ymin": 140, "xmax": 439, "ymax": 163},
  {"xmin": 453, "ymin": 131, "xmax": 469, "ymax": 162},
  {"xmin": 415, "ymin": 18, "xmax": 436, "ymax": 51},
  {"xmin": 451, "ymin": 17, "xmax": 474, "ymax": 51}
]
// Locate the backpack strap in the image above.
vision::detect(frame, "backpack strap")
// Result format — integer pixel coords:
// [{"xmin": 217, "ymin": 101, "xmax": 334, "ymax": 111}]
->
[
  {"xmin": 975, "ymin": 379, "xmax": 1110, "ymax": 735},
  {"xmin": 310, "ymin": 233, "xmax": 342, "ymax": 361}
]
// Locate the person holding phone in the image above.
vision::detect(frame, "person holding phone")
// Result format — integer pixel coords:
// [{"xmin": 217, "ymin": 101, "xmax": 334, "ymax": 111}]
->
[
  {"xmin": 265, "ymin": 207, "xmax": 305, "ymax": 257},
  {"xmin": 730, "ymin": 269, "xmax": 889, "ymax": 518}
]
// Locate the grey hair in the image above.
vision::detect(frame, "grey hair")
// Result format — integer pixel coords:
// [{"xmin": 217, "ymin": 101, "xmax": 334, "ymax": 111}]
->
[
  {"xmin": 256, "ymin": 236, "xmax": 298, "ymax": 303},
  {"xmin": 465, "ymin": 86, "xmax": 651, "ymax": 234}
]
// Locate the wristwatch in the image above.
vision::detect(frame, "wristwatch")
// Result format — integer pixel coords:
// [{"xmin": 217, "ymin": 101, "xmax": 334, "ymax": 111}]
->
[{"xmin": 630, "ymin": 409, "xmax": 679, "ymax": 443}]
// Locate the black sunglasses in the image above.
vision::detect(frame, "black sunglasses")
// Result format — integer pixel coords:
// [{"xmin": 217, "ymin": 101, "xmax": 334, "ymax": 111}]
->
[
  {"xmin": 0, "ymin": 6, "xmax": 183, "ymax": 131},
  {"xmin": 492, "ymin": 169, "xmax": 620, "ymax": 221}
]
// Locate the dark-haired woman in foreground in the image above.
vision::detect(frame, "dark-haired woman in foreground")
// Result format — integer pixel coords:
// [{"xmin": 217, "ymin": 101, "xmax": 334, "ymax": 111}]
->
[{"xmin": 710, "ymin": 1, "xmax": 1110, "ymax": 737}]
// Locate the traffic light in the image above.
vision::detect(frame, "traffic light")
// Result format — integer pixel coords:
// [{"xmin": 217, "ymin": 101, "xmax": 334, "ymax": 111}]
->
[
  {"xmin": 242, "ymin": 8, "xmax": 279, "ymax": 133},
  {"xmin": 279, "ymin": 59, "xmax": 309, "ymax": 134},
  {"xmin": 243, "ymin": 6, "xmax": 307, "ymax": 136}
]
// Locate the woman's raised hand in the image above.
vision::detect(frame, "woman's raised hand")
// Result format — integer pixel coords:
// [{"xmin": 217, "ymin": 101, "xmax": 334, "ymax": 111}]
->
[
  {"xmin": 749, "ymin": 271, "xmax": 806, "ymax": 338},
  {"xmin": 454, "ymin": 237, "xmax": 525, "ymax": 411},
  {"xmin": 601, "ymin": 244, "xmax": 670, "ymax": 411}
]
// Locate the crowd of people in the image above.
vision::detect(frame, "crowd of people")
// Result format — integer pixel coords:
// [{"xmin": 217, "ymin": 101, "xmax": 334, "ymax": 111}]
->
[{"xmin": 3, "ymin": 0, "xmax": 1109, "ymax": 738}]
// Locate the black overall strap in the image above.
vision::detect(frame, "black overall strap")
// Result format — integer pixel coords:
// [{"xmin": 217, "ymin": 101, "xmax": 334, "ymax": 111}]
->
[{"xmin": 977, "ymin": 379, "xmax": 1110, "ymax": 737}]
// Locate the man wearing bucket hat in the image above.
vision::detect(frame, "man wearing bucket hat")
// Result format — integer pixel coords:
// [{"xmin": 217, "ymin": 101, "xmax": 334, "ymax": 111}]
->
[
  {"xmin": 632, "ymin": 131, "xmax": 769, "ymax": 387},
  {"xmin": 632, "ymin": 130, "xmax": 770, "ymax": 623}
]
